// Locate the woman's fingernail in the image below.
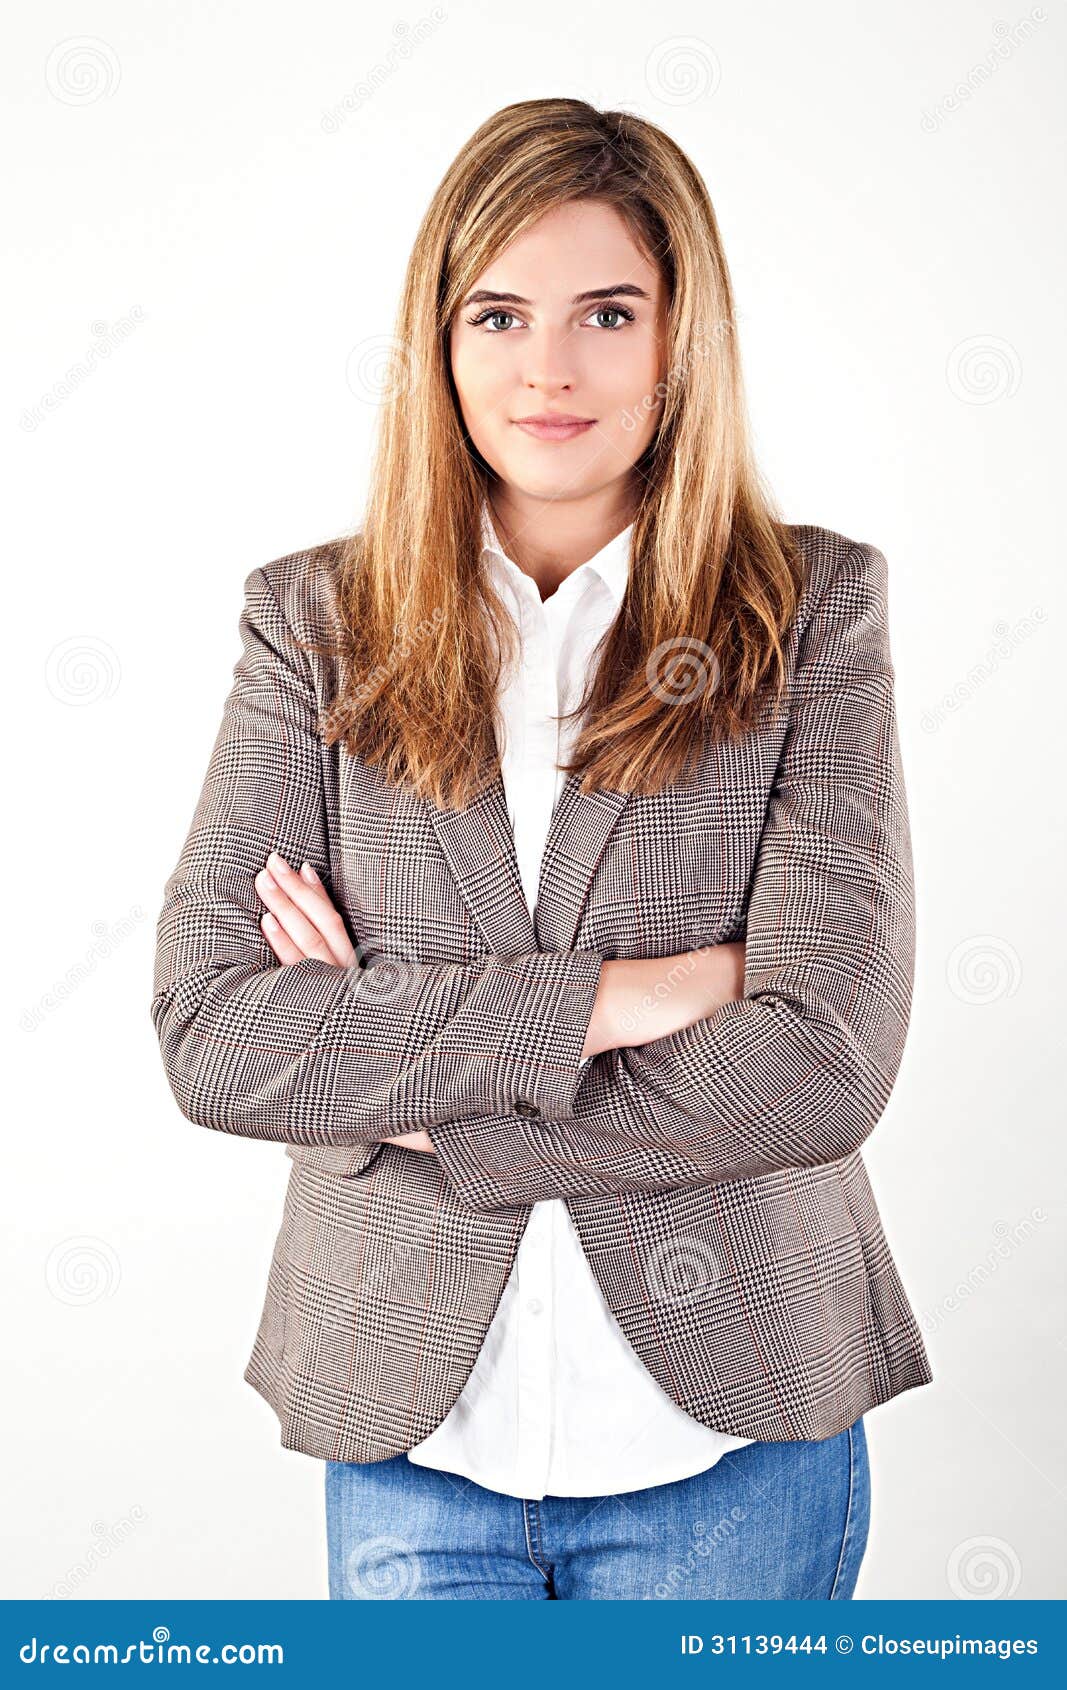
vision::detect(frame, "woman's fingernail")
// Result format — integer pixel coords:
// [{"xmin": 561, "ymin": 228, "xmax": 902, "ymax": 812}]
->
[
  {"xmin": 300, "ymin": 862, "xmax": 320, "ymax": 883},
  {"xmin": 268, "ymin": 850, "xmax": 291, "ymax": 875}
]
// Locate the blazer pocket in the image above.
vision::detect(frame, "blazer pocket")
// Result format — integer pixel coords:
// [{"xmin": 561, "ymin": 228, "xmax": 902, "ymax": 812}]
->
[{"xmin": 284, "ymin": 1140, "xmax": 386, "ymax": 1180}]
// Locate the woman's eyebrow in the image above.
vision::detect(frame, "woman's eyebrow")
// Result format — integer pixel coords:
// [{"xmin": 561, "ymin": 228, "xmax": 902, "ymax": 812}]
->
[{"xmin": 460, "ymin": 282, "xmax": 652, "ymax": 309}]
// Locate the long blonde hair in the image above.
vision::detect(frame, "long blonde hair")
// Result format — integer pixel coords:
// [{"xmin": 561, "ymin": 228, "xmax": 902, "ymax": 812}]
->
[{"xmin": 307, "ymin": 97, "xmax": 807, "ymax": 811}]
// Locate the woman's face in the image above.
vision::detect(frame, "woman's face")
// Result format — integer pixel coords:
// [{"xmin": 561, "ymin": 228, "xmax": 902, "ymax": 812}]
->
[{"xmin": 449, "ymin": 199, "xmax": 668, "ymax": 508}]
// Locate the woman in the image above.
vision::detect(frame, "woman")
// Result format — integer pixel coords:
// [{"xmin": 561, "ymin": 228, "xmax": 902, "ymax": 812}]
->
[{"xmin": 151, "ymin": 98, "xmax": 933, "ymax": 1601}]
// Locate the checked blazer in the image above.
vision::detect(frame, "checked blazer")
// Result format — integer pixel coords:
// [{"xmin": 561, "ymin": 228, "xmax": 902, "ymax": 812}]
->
[{"xmin": 150, "ymin": 522, "xmax": 934, "ymax": 1464}]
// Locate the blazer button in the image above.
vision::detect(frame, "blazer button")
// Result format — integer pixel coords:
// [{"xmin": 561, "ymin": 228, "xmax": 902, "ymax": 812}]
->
[{"xmin": 514, "ymin": 1097, "xmax": 541, "ymax": 1119}]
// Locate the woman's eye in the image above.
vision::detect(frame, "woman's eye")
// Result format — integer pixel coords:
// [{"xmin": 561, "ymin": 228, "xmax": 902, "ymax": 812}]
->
[
  {"xmin": 465, "ymin": 310, "xmax": 521, "ymax": 332},
  {"xmin": 585, "ymin": 305, "xmax": 635, "ymax": 330}
]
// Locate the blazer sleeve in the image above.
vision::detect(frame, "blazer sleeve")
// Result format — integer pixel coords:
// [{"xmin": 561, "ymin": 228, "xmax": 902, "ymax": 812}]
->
[
  {"xmin": 150, "ymin": 565, "xmax": 604, "ymax": 1147},
  {"xmin": 427, "ymin": 540, "xmax": 917, "ymax": 1209}
]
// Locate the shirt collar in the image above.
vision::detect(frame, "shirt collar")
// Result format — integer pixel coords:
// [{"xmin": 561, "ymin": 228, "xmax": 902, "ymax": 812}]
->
[{"xmin": 479, "ymin": 500, "xmax": 632, "ymax": 610}]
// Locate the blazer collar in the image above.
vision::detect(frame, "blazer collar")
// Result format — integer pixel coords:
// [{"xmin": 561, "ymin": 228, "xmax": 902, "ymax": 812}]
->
[{"xmin": 426, "ymin": 505, "xmax": 635, "ymax": 955}]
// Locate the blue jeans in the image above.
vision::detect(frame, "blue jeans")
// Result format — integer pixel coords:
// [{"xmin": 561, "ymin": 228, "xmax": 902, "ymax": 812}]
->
[{"xmin": 325, "ymin": 1417, "xmax": 869, "ymax": 1599}]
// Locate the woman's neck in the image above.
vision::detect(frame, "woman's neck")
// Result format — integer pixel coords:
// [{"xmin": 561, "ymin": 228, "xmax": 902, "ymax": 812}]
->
[{"xmin": 487, "ymin": 485, "xmax": 636, "ymax": 600}]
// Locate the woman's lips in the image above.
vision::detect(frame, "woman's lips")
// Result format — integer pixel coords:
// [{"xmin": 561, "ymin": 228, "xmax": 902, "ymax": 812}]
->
[{"xmin": 513, "ymin": 418, "xmax": 596, "ymax": 442}]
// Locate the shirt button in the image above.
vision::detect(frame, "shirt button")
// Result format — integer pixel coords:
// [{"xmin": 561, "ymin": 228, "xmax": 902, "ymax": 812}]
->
[
  {"xmin": 526, "ymin": 1298, "xmax": 543, "ymax": 1315},
  {"xmin": 514, "ymin": 1098, "xmax": 540, "ymax": 1118}
]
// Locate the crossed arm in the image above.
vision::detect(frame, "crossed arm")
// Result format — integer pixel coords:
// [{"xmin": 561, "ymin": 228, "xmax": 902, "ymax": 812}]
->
[
  {"xmin": 151, "ymin": 540, "xmax": 913, "ymax": 1209},
  {"xmin": 252, "ymin": 847, "xmax": 747, "ymax": 1159},
  {"xmin": 421, "ymin": 538, "xmax": 916, "ymax": 1208}
]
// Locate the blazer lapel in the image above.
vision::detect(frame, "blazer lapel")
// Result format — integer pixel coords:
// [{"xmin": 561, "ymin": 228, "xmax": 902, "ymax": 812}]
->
[
  {"xmin": 428, "ymin": 767, "xmax": 633, "ymax": 958},
  {"xmin": 535, "ymin": 777, "xmax": 632, "ymax": 951},
  {"xmin": 427, "ymin": 767, "xmax": 537, "ymax": 955}
]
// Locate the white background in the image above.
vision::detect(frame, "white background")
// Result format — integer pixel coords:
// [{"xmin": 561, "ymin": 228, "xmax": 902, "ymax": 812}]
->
[{"xmin": 3, "ymin": 0, "xmax": 1063, "ymax": 1600}]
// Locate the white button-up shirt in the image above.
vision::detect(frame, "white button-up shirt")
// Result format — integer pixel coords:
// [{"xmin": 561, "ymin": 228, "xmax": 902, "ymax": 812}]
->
[{"xmin": 406, "ymin": 502, "xmax": 754, "ymax": 1499}]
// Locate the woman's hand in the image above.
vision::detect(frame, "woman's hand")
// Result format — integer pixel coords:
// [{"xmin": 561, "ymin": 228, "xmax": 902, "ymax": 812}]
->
[
  {"xmin": 256, "ymin": 850, "xmax": 436, "ymax": 1154},
  {"xmin": 255, "ymin": 850, "xmax": 356, "ymax": 966}
]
